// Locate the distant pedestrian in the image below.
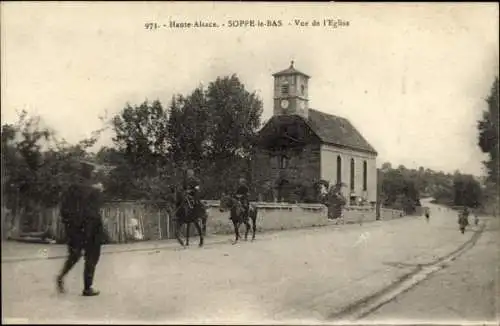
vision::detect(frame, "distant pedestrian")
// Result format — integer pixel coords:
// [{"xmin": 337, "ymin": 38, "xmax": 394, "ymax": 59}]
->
[
  {"xmin": 473, "ymin": 210, "xmax": 479, "ymax": 226},
  {"xmin": 458, "ymin": 206, "xmax": 469, "ymax": 234},
  {"xmin": 56, "ymin": 161, "xmax": 105, "ymax": 296}
]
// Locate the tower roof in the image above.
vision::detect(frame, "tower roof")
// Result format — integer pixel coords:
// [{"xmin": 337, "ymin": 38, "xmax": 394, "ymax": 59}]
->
[{"xmin": 272, "ymin": 61, "xmax": 310, "ymax": 78}]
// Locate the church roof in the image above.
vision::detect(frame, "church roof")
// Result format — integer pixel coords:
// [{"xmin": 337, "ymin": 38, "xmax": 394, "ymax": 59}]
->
[
  {"xmin": 272, "ymin": 61, "xmax": 310, "ymax": 78},
  {"xmin": 259, "ymin": 110, "xmax": 377, "ymax": 154},
  {"xmin": 306, "ymin": 109, "xmax": 377, "ymax": 154}
]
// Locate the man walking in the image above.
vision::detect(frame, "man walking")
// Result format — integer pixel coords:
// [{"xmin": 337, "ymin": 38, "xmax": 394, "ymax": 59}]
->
[{"xmin": 56, "ymin": 161, "xmax": 104, "ymax": 297}]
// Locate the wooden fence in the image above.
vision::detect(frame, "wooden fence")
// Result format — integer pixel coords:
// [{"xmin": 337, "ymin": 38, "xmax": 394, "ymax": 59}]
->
[{"xmin": 35, "ymin": 201, "xmax": 175, "ymax": 244}]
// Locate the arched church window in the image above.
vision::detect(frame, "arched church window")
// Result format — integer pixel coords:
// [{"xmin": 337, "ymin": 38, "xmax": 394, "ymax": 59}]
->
[
  {"xmin": 336, "ymin": 155, "xmax": 342, "ymax": 184},
  {"xmin": 350, "ymin": 158, "xmax": 355, "ymax": 191},
  {"xmin": 301, "ymin": 84, "xmax": 305, "ymax": 95},
  {"xmin": 363, "ymin": 161, "xmax": 368, "ymax": 191}
]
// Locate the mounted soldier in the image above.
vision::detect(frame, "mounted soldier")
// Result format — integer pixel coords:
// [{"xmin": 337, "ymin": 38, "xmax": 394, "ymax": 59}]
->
[
  {"xmin": 173, "ymin": 168, "xmax": 205, "ymax": 247},
  {"xmin": 234, "ymin": 178, "xmax": 250, "ymax": 218},
  {"xmin": 179, "ymin": 169, "xmax": 201, "ymax": 210},
  {"xmin": 220, "ymin": 178, "xmax": 258, "ymax": 244}
]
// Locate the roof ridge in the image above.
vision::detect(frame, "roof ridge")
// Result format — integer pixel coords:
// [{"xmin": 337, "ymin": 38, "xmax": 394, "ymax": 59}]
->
[
  {"xmin": 309, "ymin": 108, "xmax": 345, "ymax": 120},
  {"xmin": 307, "ymin": 109, "xmax": 377, "ymax": 154}
]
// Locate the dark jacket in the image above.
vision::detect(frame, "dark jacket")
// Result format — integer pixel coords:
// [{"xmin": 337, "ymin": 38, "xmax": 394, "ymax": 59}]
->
[
  {"xmin": 60, "ymin": 180, "xmax": 104, "ymax": 232},
  {"xmin": 235, "ymin": 184, "xmax": 249, "ymax": 198}
]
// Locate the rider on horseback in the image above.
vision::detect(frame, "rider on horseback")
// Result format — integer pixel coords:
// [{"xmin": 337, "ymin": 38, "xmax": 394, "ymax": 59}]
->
[
  {"xmin": 234, "ymin": 178, "xmax": 250, "ymax": 218},
  {"xmin": 182, "ymin": 169, "xmax": 201, "ymax": 209}
]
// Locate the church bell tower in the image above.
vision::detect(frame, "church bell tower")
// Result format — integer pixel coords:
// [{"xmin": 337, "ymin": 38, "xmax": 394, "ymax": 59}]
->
[{"xmin": 272, "ymin": 61, "xmax": 310, "ymax": 119}]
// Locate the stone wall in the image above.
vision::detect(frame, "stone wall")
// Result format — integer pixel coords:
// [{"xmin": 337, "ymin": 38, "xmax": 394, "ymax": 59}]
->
[{"xmin": 202, "ymin": 200, "xmax": 405, "ymax": 235}]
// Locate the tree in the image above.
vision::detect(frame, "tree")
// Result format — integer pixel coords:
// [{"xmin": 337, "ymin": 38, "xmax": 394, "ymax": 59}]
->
[
  {"xmin": 2, "ymin": 112, "xmax": 52, "ymax": 213},
  {"xmin": 111, "ymin": 100, "xmax": 169, "ymax": 176},
  {"xmin": 478, "ymin": 77, "xmax": 499, "ymax": 185},
  {"xmin": 1, "ymin": 111, "xmax": 102, "ymax": 233},
  {"xmin": 108, "ymin": 100, "xmax": 173, "ymax": 200},
  {"xmin": 166, "ymin": 75, "xmax": 263, "ymax": 198},
  {"xmin": 167, "ymin": 90, "xmax": 211, "ymax": 166},
  {"xmin": 205, "ymin": 75, "xmax": 263, "ymax": 159},
  {"xmin": 380, "ymin": 162, "xmax": 392, "ymax": 172},
  {"xmin": 477, "ymin": 76, "xmax": 499, "ymax": 214},
  {"xmin": 379, "ymin": 165, "xmax": 421, "ymax": 213},
  {"xmin": 452, "ymin": 174, "xmax": 482, "ymax": 208},
  {"xmin": 203, "ymin": 75, "xmax": 263, "ymax": 197}
]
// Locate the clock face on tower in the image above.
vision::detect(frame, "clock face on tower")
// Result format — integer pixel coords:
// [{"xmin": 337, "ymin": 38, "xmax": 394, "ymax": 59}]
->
[{"xmin": 280, "ymin": 99, "xmax": 289, "ymax": 109}]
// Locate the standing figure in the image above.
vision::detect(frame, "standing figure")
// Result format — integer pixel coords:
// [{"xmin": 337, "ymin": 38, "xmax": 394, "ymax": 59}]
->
[
  {"xmin": 458, "ymin": 206, "xmax": 470, "ymax": 234},
  {"xmin": 56, "ymin": 161, "xmax": 104, "ymax": 296},
  {"xmin": 327, "ymin": 183, "xmax": 347, "ymax": 223},
  {"xmin": 234, "ymin": 178, "xmax": 250, "ymax": 219}
]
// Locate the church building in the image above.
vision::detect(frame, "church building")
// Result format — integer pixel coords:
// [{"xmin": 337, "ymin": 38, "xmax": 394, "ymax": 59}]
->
[{"xmin": 251, "ymin": 62, "xmax": 378, "ymax": 205}]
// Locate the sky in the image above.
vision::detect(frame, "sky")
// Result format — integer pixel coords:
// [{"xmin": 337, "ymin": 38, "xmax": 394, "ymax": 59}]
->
[{"xmin": 1, "ymin": 2, "xmax": 498, "ymax": 176}]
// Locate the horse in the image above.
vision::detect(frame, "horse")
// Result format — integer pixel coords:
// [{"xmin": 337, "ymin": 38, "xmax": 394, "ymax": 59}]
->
[
  {"xmin": 173, "ymin": 189, "xmax": 207, "ymax": 247},
  {"xmin": 219, "ymin": 194, "xmax": 257, "ymax": 244}
]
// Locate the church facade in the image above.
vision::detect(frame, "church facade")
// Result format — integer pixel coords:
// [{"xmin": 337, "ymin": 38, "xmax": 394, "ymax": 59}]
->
[{"xmin": 251, "ymin": 62, "xmax": 378, "ymax": 205}]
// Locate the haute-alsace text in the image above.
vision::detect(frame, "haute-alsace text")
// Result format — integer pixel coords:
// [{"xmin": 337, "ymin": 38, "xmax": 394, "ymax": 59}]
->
[{"xmin": 169, "ymin": 20, "xmax": 219, "ymax": 28}]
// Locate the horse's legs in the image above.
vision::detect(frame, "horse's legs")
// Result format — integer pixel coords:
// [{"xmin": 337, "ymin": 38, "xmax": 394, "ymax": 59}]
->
[
  {"xmin": 251, "ymin": 213, "xmax": 256, "ymax": 241},
  {"xmin": 193, "ymin": 220, "xmax": 204, "ymax": 247},
  {"xmin": 232, "ymin": 220, "xmax": 240, "ymax": 245},
  {"xmin": 175, "ymin": 220, "xmax": 185, "ymax": 247},
  {"xmin": 244, "ymin": 219, "xmax": 250, "ymax": 241},
  {"xmin": 203, "ymin": 218, "xmax": 207, "ymax": 236},
  {"xmin": 186, "ymin": 222, "xmax": 190, "ymax": 246}
]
